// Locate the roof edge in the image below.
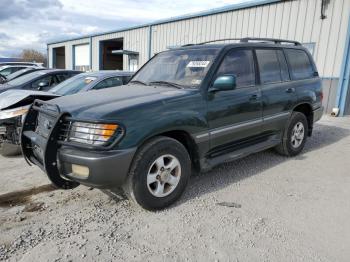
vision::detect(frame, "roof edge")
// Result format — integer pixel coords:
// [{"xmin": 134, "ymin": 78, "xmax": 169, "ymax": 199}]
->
[{"xmin": 47, "ymin": 0, "xmax": 281, "ymax": 46}]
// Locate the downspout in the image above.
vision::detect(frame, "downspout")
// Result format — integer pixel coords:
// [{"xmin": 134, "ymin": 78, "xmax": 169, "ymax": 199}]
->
[
  {"xmin": 46, "ymin": 45, "xmax": 49, "ymax": 68},
  {"xmin": 335, "ymin": 14, "xmax": 350, "ymax": 116},
  {"xmin": 89, "ymin": 36, "xmax": 93, "ymax": 71},
  {"xmin": 71, "ymin": 45, "xmax": 75, "ymax": 70}
]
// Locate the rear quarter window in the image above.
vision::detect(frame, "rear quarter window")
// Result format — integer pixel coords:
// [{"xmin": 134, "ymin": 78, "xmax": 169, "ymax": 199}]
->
[{"xmin": 284, "ymin": 49, "xmax": 315, "ymax": 80}]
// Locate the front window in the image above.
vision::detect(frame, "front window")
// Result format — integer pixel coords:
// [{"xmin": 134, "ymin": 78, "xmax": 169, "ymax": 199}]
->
[
  {"xmin": 50, "ymin": 74, "xmax": 97, "ymax": 95},
  {"xmin": 215, "ymin": 49, "xmax": 255, "ymax": 88},
  {"xmin": 131, "ymin": 48, "xmax": 220, "ymax": 88}
]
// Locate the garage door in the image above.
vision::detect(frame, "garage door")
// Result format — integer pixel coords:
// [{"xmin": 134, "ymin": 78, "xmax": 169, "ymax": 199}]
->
[{"xmin": 74, "ymin": 44, "xmax": 90, "ymax": 71}]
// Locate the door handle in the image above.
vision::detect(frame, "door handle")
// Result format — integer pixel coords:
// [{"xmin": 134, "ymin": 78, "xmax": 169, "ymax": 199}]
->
[
  {"xmin": 286, "ymin": 88, "xmax": 295, "ymax": 93},
  {"xmin": 249, "ymin": 94, "xmax": 258, "ymax": 101}
]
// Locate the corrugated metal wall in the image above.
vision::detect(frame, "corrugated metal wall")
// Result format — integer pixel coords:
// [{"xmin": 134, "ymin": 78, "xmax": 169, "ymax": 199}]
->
[
  {"xmin": 90, "ymin": 27, "xmax": 149, "ymax": 71},
  {"xmin": 48, "ymin": 38, "xmax": 90, "ymax": 69}
]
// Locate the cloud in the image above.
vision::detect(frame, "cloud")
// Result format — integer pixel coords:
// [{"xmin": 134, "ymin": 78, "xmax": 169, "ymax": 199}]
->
[
  {"xmin": 0, "ymin": 0, "xmax": 254, "ymax": 57},
  {"xmin": 0, "ymin": 33, "xmax": 12, "ymax": 41},
  {"xmin": 0, "ymin": 0, "xmax": 63, "ymax": 21}
]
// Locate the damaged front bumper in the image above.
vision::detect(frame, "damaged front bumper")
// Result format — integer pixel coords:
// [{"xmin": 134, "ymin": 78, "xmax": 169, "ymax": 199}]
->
[
  {"xmin": 21, "ymin": 100, "xmax": 135, "ymax": 189},
  {"xmin": 0, "ymin": 116, "xmax": 22, "ymax": 145}
]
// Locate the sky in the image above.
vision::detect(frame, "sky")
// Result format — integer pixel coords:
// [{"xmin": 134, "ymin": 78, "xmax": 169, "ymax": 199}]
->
[{"xmin": 0, "ymin": 0, "xmax": 257, "ymax": 57}]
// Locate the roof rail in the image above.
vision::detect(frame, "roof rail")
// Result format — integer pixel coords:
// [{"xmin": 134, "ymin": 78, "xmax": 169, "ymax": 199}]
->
[
  {"xmin": 181, "ymin": 37, "xmax": 301, "ymax": 47},
  {"xmin": 180, "ymin": 38, "xmax": 241, "ymax": 46},
  {"xmin": 240, "ymin": 37, "xmax": 301, "ymax": 46}
]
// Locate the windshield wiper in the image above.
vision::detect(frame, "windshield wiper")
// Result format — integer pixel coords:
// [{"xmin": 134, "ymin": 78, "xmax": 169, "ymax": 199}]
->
[
  {"xmin": 149, "ymin": 81, "xmax": 184, "ymax": 89},
  {"xmin": 130, "ymin": 80, "xmax": 148, "ymax": 86}
]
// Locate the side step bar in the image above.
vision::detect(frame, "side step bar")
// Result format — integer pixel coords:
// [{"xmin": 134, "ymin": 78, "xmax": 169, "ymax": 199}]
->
[{"xmin": 200, "ymin": 137, "xmax": 280, "ymax": 172}]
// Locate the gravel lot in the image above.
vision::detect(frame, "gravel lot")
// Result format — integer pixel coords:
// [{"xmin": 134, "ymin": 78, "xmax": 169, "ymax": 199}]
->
[{"xmin": 0, "ymin": 116, "xmax": 350, "ymax": 262}]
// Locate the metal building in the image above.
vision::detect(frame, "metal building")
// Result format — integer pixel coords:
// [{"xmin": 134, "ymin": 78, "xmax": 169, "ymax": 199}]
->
[{"xmin": 47, "ymin": 0, "xmax": 350, "ymax": 115}]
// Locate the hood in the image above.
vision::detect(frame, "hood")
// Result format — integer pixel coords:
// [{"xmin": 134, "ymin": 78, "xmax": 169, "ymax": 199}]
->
[
  {"xmin": 49, "ymin": 84, "xmax": 196, "ymax": 119},
  {"xmin": 0, "ymin": 90, "xmax": 60, "ymax": 110}
]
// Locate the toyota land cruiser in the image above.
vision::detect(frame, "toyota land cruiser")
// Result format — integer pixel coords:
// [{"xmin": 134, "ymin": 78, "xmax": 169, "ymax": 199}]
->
[{"xmin": 21, "ymin": 38, "xmax": 323, "ymax": 210}]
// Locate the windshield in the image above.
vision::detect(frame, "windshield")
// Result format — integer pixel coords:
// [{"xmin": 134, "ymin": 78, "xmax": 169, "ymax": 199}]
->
[
  {"xmin": 132, "ymin": 48, "xmax": 220, "ymax": 88},
  {"xmin": 6, "ymin": 68, "xmax": 34, "ymax": 81},
  {"xmin": 50, "ymin": 74, "xmax": 97, "ymax": 95},
  {"xmin": 7, "ymin": 70, "xmax": 48, "ymax": 86}
]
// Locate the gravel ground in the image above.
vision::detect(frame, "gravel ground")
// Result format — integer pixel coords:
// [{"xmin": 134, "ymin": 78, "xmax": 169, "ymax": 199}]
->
[{"xmin": 0, "ymin": 116, "xmax": 350, "ymax": 262}]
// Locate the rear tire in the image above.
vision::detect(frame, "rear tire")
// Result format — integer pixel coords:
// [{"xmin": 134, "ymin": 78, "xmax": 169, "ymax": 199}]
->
[
  {"xmin": 275, "ymin": 112, "xmax": 308, "ymax": 156},
  {"xmin": 0, "ymin": 142, "xmax": 22, "ymax": 157},
  {"xmin": 123, "ymin": 136, "xmax": 191, "ymax": 211}
]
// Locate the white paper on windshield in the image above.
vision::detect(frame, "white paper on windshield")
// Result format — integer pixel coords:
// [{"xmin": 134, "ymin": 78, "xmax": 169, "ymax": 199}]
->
[
  {"xmin": 84, "ymin": 77, "xmax": 97, "ymax": 84},
  {"xmin": 186, "ymin": 61, "xmax": 210, "ymax": 68},
  {"xmin": 191, "ymin": 79, "xmax": 202, "ymax": 85}
]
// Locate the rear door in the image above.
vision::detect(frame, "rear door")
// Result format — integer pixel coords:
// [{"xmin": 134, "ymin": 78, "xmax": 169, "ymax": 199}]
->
[
  {"xmin": 207, "ymin": 48, "xmax": 263, "ymax": 150},
  {"xmin": 255, "ymin": 48, "xmax": 297, "ymax": 134}
]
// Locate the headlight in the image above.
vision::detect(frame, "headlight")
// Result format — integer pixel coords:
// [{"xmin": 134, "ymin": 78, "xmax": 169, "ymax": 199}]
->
[
  {"xmin": 0, "ymin": 106, "xmax": 29, "ymax": 120},
  {"xmin": 68, "ymin": 122, "xmax": 123, "ymax": 145}
]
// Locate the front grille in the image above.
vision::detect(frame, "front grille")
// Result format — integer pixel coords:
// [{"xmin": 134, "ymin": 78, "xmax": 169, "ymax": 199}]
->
[
  {"xmin": 0, "ymin": 126, "xmax": 6, "ymax": 135},
  {"xmin": 58, "ymin": 119, "xmax": 72, "ymax": 142},
  {"xmin": 36, "ymin": 113, "xmax": 56, "ymax": 138}
]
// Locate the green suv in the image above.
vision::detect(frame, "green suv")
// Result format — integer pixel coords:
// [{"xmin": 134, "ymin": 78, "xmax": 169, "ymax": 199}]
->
[{"xmin": 22, "ymin": 38, "xmax": 323, "ymax": 210}]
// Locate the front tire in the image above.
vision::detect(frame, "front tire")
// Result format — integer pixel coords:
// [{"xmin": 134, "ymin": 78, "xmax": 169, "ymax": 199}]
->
[
  {"xmin": 275, "ymin": 112, "xmax": 308, "ymax": 156},
  {"xmin": 124, "ymin": 136, "xmax": 191, "ymax": 211}
]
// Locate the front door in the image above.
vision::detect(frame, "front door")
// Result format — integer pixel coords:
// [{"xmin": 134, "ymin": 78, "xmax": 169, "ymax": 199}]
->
[{"xmin": 207, "ymin": 48, "xmax": 263, "ymax": 151}]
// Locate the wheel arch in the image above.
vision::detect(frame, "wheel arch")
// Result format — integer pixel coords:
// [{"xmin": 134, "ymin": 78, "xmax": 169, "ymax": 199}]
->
[
  {"xmin": 137, "ymin": 130, "xmax": 201, "ymax": 171},
  {"xmin": 292, "ymin": 103, "xmax": 313, "ymax": 136}
]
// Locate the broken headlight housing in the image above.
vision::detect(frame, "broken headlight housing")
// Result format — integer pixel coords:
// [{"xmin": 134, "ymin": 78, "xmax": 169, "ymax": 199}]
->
[{"xmin": 0, "ymin": 106, "xmax": 29, "ymax": 120}]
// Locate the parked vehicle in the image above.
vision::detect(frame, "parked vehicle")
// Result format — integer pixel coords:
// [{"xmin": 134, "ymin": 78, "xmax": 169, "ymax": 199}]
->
[
  {"xmin": 0, "ymin": 65, "xmax": 37, "ymax": 82},
  {"xmin": 0, "ymin": 71, "xmax": 133, "ymax": 156},
  {"xmin": 0, "ymin": 67, "xmax": 46, "ymax": 84},
  {"xmin": 0, "ymin": 69, "xmax": 81, "ymax": 94},
  {"xmin": 0, "ymin": 62, "xmax": 43, "ymax": 67},
  {"xmin": 21, "ymin": 38, "xmax": 323, "ymax": 210}
]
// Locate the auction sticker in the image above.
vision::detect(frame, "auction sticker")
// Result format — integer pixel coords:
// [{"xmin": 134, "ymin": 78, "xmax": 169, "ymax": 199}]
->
[{"xmin": 187, "ymin": 61, "xmax": 210, "ymax": 68}]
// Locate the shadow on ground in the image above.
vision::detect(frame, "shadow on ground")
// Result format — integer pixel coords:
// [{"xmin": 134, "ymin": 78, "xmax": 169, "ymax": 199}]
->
[{"xmin": 177, "ymin": 123, "xmax": 350, "ymax": 205}]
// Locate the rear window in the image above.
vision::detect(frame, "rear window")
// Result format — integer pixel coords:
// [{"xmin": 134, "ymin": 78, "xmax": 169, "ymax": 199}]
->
[
  {"xmin": 284, "ymin": 49, "xmax": 315, "ymax": 80},
  {"xmin": 256, "ymin": 49, "xmax": 290, "ymax": 84}
]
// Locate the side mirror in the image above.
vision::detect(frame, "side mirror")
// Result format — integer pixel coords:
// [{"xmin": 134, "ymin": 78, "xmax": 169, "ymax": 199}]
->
[
  {"xmin": 37, "ymin": 81, "xmax": 49, "ymax": 90},
  {"xmin": 211, "ymin": 75, "xmax": 236, "ymax": 92}
]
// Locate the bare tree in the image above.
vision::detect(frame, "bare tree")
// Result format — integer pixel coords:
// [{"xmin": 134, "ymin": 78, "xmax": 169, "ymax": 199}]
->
[{"xmin": 18, "ymin": 49, "xmax": 47, "ymax": 66}]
